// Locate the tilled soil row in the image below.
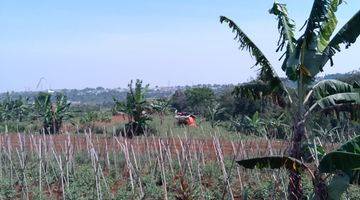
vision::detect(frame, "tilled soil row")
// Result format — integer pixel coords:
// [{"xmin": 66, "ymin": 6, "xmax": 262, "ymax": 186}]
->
[{"xmin": 0, "ymin": 134, "xmax": 338, "ymax": 161}]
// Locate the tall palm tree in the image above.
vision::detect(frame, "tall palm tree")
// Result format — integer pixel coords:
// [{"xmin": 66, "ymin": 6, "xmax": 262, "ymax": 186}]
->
[{"xmin": 220, "ymin": 1, "xmax": 360, "ymax": 199}]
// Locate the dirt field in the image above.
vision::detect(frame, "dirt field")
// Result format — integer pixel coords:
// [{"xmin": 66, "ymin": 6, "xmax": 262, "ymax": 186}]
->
[{"xmin": 0, "ymin": 133, "xmax": 338, "ymax": 161}]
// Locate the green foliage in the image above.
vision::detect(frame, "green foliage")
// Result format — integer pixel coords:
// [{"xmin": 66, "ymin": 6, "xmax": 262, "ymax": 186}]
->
[
  {"xmin": 229, "ymin": 112, "xmax": 267, "ymax": 136},
  {"xmin": 327, "ymin": 10, "xmax": 360, "ymax": 58},
  {"xmin": 65, "ymin": 165, "xmax": 97, "ymax": 199},
  {"xmin": 301, "ymin": 143, "xmax": 326, "ymax": 163},
  {"xmin": 113, "ymin": 79, "xmax": 152, "ymax": 137},
  {"xmin": 0, "ymin": 178, "xmax": 16, "ymax": 199},
  {"xmin": 34, "ymin": 92, "xmax": 71, "ymax": 134},
  {"xmin": 170, "ymin": 90, "xmax": 188, "ymax": 112},
  {"xmin": 79, "ymin": 111, "xmax": 111, "ymax": 131},
  {"xmin": 317, "ymin": 0, "xmax": 342, "ymax": 52},
  {"xmin": 264, "ymin": 112, "xmax": 290, "ymax": 139},
  {"xmin": 319, "ymin": 135, "xmax": 360, "ymax": 185},
  {"xmin": 150, "ymin": 98, "xmax": 170, "ymax": 115},
  {"xmin": 304, "ymin": 0, "xmax": 343, "ymax": 51},
  {"xmin": 170, "ymin": 87, "xmax": 216, "ymax": 117},
  {"xmin": 269, "ymin": 2, "xmax": 296, "ymax": 53},
  {"xmin": 184, "ymin": 87, "xmax": 215, "ymax": 116},
  {"xmin": 217, "ymin": 87, "xmax": 263, "ymax": 120},
  {"xmin": 141, "ymin": 175, "xmax": 164, "ymax": 199},
  {"xmin": 219, "ymin": 16, "xmax": 279, "ymax": 84},
  {"xmin": 221, "ymin": 1, "xmax": 360, "ymax": 84},
  {"xmin": 327, "ymin": 174, "xmax": 350, "ymax": 200},
  {"xmin": 207, "ymin": 102, "xmax": 225, "ymax": 128},
  {"xmin": 221, "ymin": 2, "xmax": 360, "ymax": 198},
  {"xmin": 237, "ymin": 135, "xmax": 360, "ymax": 198},
  {"xmin": 0, "ymin": 94, "xmax": 34, "ymax": 132},
  {"xmin": 219, "ymin": 16, "xmax": 291, "ymax": 105},
  {"xmin": 309, "ymin": 79, "xmax": 355, "ymax": 101},
  {"xmin": 233, "ymin": 81, "xmax": 289, "ymax": 108},
  {"xmin": 306, "ymin": 79, "xmax": 360, "ymax": 121},
  {"xmin": 228, "ymin": 111, "xmax": 290, "ymax": 139},
  {"xmin": 0, "ymin": 94, "xmax": 31, "ymax": 123},
  {"xmin": 114, "ymin": 184, "xmax": 135, "ymax": 200},
  {"xmin": 319, "ymin": 151, "xmax": 360, "ymax": 173}
]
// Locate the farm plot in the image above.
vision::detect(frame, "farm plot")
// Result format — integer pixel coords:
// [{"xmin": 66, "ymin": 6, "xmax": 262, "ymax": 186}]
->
[{"xmin": 0, "ymin": 133, "xmax": 306, "ymax": 199}]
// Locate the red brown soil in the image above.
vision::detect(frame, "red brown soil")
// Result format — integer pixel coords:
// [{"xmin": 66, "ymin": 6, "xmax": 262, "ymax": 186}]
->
[
  {"xmin": 96, "ymin": 113, "xmax": 129, "ymax": 126},
  {"xmin": 0, "ymin": 133, "xmax": 339, "ymax": 161}
]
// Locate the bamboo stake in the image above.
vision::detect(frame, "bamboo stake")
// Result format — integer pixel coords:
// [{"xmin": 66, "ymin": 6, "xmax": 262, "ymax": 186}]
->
[
  {"xmin": 231, "ymin": 141, "xmax": 243, "ymax": 192},
  {"xmin": 51, "ymin": 148, "xmax": 65, "ymax": 200},
  {"xmin": 213, "ymin": 137, "xmax": 234, "ymax": 200},
  {"xmin": 131, "ymin": 144, "xmax": 144, "ymax": 198},
  {"xmin": 159, "ymin": 139, "xmax": 168, "ymax": 200}
]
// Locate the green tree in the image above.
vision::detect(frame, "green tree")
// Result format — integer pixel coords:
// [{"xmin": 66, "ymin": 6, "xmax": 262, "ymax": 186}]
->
[
  {"xmin": 220, "ymin": 1, "xmax": 360, "ymax": 199},
  {"xmin": 170, "ymin": 90, "xmax": 188, "ymax": 112},
  {"xmin": 184, "ymin": 87, "xmax": 215, "ymax": 116},
  {"xmin": 34, "ymin": 92, "xmax": 71, "ymax": 134},
  {"xmin": 0, "ymin": 94, "xmax": 31, "ymax": 132},
  {"xmin": 113, "ymin": 79, "xmax": 152, "ymax": 137}
]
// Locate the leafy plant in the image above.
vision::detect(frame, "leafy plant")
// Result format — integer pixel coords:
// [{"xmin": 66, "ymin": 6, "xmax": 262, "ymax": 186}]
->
[
  {"xmin": 150, "ymin": 98, "xmax": 170, "ymax": 125},
  {"xmin": 0, "ymin": 94, "xmax": 31, "ymax": 132},
  {"xmin": 34, "ymin": 92, "xmax": 71, "ymax": 134},
  {"xmin": 79, "ymin": 111, "xmax": 111, "ymax": 131},
  {"xmin": 264, "ymin": 113, "xmax": 290, "ymax": 139},
  {"xmin": 242, "ymin": 112, "xmax": 266, "ymax": 136},
  {"xmin": 207, "ymin": 102, "xmax": 225, "ymax": 128},
  {"xmin": 220, "ymin": 1, "xmax": 360, "ymax": 199},
  {"xmin": 0, "ymin": 178, "xmax": 16, "ymax": 199},
  {"xmin": 237, "ymin": 135, "xmax": 360, "ymax": 199},
  {"xmin": 113, "ymin": 79, "xmax": 152, "ymax": 137}
]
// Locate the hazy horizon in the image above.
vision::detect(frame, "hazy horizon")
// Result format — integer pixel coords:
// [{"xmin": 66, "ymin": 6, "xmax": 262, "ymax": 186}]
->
[
  {"xmin": 2, "ymin": 68, "xmax": 360, "ymax": 93},
  {"xmin": 1, "ymin": 0, "xmax": 360, "ymax": 92}
]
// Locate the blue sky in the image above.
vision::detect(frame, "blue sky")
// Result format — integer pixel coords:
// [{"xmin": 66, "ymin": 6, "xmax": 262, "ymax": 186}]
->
[{"xmin": 1, "ymin": 0, "xmax": 359, "ymax": 92}]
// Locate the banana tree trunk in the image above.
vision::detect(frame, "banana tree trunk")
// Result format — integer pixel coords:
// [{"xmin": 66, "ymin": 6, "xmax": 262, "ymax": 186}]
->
[
  {"xmin": 314, "ymin": 170, "xmax": 328, "ymax": 200},
  {"xmin": 288, "ymin": 119, "xmax": 305, "ymax": 200},
  {"xmin": 288, "ymin": 74, "xmax": 306, "ymax": 200}
]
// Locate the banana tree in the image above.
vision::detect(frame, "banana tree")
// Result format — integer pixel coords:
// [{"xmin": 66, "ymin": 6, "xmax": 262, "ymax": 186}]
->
[
  {"xmin": 207, "ymin": 102, "xmax": 225, "ymax": 128},
  {"xmin": 0, "ymin": 95, "xmax": 31, "ymax": 132},
  {"xmin": 150, "ymin": 98, "xmax": 170, "ymax": 125},
  {"xmin": 34, "ymin": 92, "xmax": 71, "ymax": 134},
  {"xmin": 113, "ymin": 79, "xmax": 152, "ymax": 137},
  {"xmin": 236, "ymin": 135, "xmax": 360, "ymax": 199},
  {"xmin": 220, "ymin": 1, "xmax": 360, "ymax": 199},
  {"xmin": 242, "ymin": 111, "xmax": 266, "ymax": 136}
]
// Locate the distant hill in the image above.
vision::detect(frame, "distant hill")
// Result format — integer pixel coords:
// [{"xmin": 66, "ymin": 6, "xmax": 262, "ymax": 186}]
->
[
  {"xmin": 0, "ymin": 87, "xmax": 174, "ymax": 106},
  {"xmin": 322, "ymin": 70, "xmax": 360, "ymax": 84},
  {"xmin": 1, "ymin": 70, "xmax": 358, "ymax": 105},
  {"xmin": 282, "ymin": 69, "xmax": 360, "ymax": 88},
  {"xmin": 0, "ymin": 84, "xmax": 235, "ymax": 106}
]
